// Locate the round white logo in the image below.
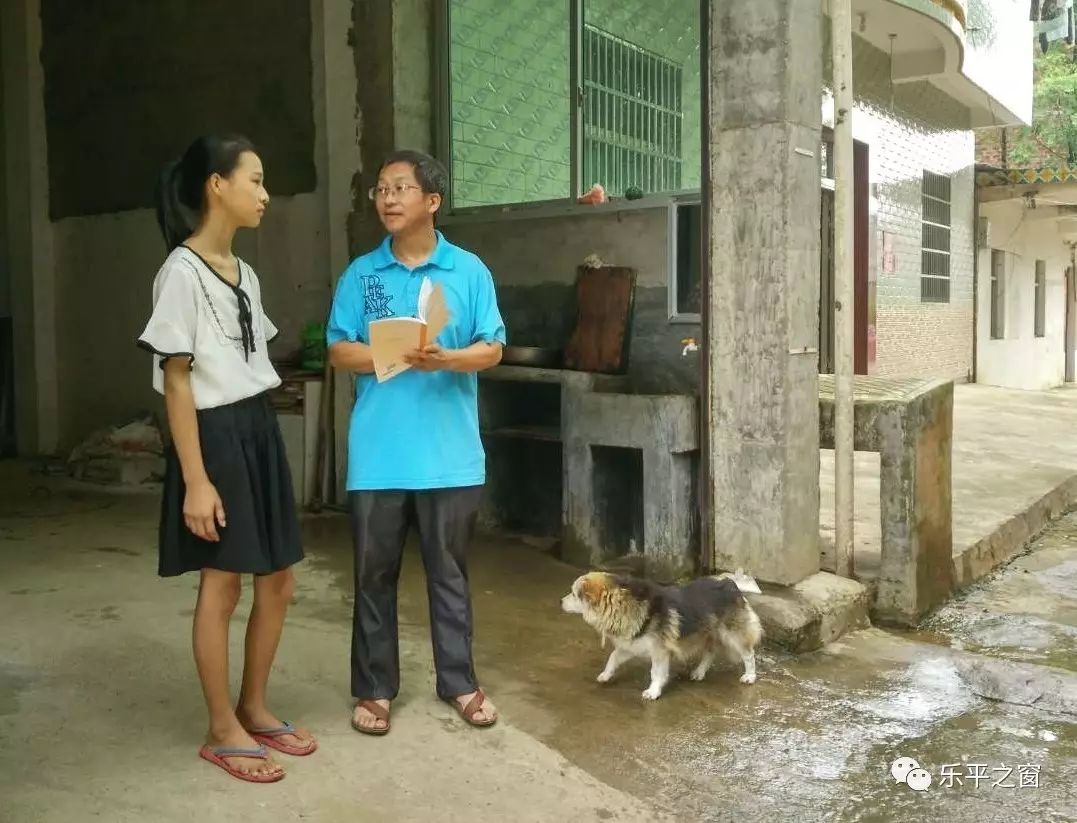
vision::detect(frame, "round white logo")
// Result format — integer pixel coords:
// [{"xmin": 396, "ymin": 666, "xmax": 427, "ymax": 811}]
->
[
  {"xmin": 906, "ymin": 768, "xmax": 932, "ymax": 792},
  {"xmin": 890, "ymin": 756, "xmax": 920, "ymax": 784}
]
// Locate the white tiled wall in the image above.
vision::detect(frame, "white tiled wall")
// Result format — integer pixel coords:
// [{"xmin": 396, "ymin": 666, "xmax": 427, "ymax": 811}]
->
[{"xmin": 832, "ymin": 36, "xmax": 977, "ymax": 381}]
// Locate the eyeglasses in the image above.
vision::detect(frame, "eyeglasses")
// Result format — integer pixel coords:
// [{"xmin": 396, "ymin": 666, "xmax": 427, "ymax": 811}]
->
[{"xmin": 368, "ymin": 183, "xmax": 424, "ymax": 201}]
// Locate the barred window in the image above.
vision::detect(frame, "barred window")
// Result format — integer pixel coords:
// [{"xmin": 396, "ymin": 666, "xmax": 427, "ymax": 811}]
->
[
  {"xmin": 582, "ymin": 25, "xmax": 683, "ymax": 197},
  {"xmin": 441, "ymin": 0, "xmax": 700, "ymax": 209},
  {"xmin": 921, "ymin": 171, "xmax": 952, "ymax": 303}
]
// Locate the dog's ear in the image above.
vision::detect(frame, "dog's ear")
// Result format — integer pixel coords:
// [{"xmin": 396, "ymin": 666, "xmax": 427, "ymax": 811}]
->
[{"xmin": 578, "ymin": 575, "xmax": 606, "ymax": 605}]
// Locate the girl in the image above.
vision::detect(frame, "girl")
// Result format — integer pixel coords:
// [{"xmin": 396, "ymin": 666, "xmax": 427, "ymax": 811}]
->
[{"xmin": 137, "ymin": 135, "xmax": 316, "ymax": 783}]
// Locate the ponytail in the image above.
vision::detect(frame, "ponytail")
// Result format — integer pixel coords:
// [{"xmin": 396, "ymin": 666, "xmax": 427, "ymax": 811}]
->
[
  {"xmin": 152, "ymin": 134, "xmax": 258, "ymax": 251},
  {"xmin": 154, "ymin": 159, "xmax": 193, "ymax": 251}
]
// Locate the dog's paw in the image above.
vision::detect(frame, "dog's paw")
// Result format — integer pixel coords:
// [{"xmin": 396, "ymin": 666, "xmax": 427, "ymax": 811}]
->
[
  {"xmin": 596, "ymin": 671, "xmax": 614, "ymax": 683},
  {"xmin": 641, "ymin": 686, "xmax": 663, "ymax": 700},
  {"xmin": 739, "ymin": 672, "xmax": 757, "ymax": 685},
  {"xmin": 689, "ymin": 667, "xmax": 708, "ymax": 682}
]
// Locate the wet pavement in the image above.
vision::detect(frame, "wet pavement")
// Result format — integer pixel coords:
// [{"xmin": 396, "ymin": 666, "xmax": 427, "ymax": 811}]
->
[
  {"xmin": 915, "ymin": 513, "xmax": 1077, "ymax": 675},
  {"xmin": 1, "ymin": 463, "xmax": 1075, "ymax": 822}
]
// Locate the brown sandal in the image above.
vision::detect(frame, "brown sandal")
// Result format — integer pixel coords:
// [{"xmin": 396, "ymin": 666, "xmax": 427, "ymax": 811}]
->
[
  {"xmin": 448, "ymin": 689, "xmax": 498, "ymax": 728},
  {"xmin": 351, "ymin": 700, "xmax": 391, "ymax": 736}
]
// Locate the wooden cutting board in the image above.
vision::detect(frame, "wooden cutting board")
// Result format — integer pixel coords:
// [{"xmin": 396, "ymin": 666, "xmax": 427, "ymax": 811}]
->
[{"xmin": 563, "ymin": 265, "xmax": 636, "ymax": 373}]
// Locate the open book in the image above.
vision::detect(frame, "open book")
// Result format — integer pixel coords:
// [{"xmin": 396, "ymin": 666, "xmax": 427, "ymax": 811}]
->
[{"xmin": 368, "ymin": 277, "xmax": 451, "ymax": 382}]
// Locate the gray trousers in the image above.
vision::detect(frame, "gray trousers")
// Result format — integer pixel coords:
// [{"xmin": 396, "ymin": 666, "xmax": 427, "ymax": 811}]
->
[{"xmin": 349, "ymin": 486, "xmax": 483, "ymax": 701}]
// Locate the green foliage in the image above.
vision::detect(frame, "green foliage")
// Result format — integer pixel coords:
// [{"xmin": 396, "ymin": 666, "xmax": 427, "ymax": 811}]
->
[{"xmin": 1010, "ymin": 42, "xmax": 1077, "ymax": 167}]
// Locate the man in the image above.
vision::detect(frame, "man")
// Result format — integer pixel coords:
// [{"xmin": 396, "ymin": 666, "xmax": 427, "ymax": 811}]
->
[{"xmin": 326, "ymin": 150, "xmax": 505, "ymax": 734}]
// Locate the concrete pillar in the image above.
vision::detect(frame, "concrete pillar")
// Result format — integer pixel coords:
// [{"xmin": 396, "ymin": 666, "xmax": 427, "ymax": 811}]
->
[
  {"xmin": 392, "ymin": 0, "xmax": 435, "ymax": 150},
  {"xmin": 703, "ymin": 0, "xmax": 822, "ymax": 585},
  {"xmin": 349, "ymin": 0, "xmax": 434, "ymax": 251},
  {"xmin": 338, "ymin": 0, "xmax": 434, "ymax": 501},
  {"xmin": 308, "ymin": 0, "xmax": 362, "ymax": 504},
  {"xmin": 875, "ymin": 384, "xmax": 954, "ymax": 625},
  {"xmin": 2, "ymin": 0, "xmax": 59, "ymax": 456}
]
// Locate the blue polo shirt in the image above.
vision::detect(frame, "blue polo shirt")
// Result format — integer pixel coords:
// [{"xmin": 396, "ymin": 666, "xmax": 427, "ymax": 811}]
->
[{"xmin": 326, "ymin": 231, "xmax": 507, "ymax": 491}]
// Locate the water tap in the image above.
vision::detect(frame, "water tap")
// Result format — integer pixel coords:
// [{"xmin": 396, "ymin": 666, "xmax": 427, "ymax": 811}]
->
[{"xmin": 681, "ymin": 337, "xmax": 699, "ymax": 357}]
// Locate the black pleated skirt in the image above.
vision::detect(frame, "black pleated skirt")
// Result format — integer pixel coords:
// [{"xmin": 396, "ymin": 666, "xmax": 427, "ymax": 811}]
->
[{"xmin": 158, "ymin": 392, "xmax": 304, "ymax": 577}]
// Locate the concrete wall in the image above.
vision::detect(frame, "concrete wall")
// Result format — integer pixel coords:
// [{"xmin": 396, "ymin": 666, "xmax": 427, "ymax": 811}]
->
[
  {"xmin": 975, "ymin": 199, "xmax": 1071, "ymax": 391},
  {"xmin": 441, "ymin": 203, "xmax": 699, "ymax": 394},
  {"xmin": 2, "ymin": 0, "xmax": 58, "ymax": 454},
  {"xmin": 38, "ymin": 0, "xmax": 317, "ymax": 219},
  {"xmin": 2, "ymin": 0, "xmax": 360, "ymax": 454},
  {"xmin": 51, "ymin": 197, "xmax": 332, "ymax": 446},
  {"xmin": 0, "ymin": 47, "xmax": 8, "ymax": 321}
]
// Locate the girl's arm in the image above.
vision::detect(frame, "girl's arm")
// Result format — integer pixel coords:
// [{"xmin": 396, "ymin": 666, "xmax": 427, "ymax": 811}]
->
[
  {"xmin": 329, "ymin": 340, "xmax": 376, "ymax": 373},
  {"xmin": 163, "ymin": 358, "xmax": 226, "ymax": 541}
]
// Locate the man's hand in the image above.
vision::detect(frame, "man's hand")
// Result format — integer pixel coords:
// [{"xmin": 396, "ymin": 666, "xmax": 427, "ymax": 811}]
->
[{"xmin": 404, "ymin": 343, "xmax": 454, "ymax": 372}]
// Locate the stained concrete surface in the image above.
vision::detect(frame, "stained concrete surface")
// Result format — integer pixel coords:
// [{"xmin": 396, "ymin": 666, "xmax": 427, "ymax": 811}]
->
[
  {"xmin": 915, "ymin": 510, "xmax": 1077, "ymax": 676},
  {"xmin": 2, "ymin": 461, "xmax": 1076, "ymax": 822},
  {"xmin": 820, "ymin": 384, "xmax": 1077, "ymax": 585}
]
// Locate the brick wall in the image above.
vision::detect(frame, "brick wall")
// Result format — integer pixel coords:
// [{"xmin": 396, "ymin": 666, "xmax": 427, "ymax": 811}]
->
[
  {"xmin": 976, "ymin": 127, "xmax": 1062, "ymax": 168},
  {"xmin": 977, "ymin": 128, "xmax": 1008, "ymax": 167}
]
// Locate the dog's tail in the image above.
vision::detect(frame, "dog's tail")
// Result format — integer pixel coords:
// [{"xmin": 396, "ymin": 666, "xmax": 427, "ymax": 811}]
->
[{"xmin": 712, "ymin": 569, "xmax": 762, "ymax": 595}]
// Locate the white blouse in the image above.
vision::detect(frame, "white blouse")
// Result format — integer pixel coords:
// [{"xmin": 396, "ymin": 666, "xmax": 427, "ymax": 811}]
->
[{"xmin": 137, "ymin": 246, "xmax": 282, "ymax": 410}]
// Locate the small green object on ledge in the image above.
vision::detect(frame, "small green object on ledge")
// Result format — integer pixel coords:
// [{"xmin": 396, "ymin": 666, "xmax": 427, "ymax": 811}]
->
[{"xmin": 301, "ymin": 322, "xmax": 326, "ymax": 371}]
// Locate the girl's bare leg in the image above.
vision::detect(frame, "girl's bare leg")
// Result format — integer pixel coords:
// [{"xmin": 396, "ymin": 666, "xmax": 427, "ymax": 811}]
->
[
  {"xmin": 195, "ymin": 568, "xmax": 282, "ymax": 777},
  {"xmin": 236, "ymin": 568, "xmax": 315, "ymax": 750}
]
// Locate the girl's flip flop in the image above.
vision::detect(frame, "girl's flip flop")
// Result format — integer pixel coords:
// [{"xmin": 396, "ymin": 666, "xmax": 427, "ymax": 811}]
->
[
  {"xmin": 198, "ymin": 744, "xmax": 285, "ymax": 783},
  {"xmin": 247, "ymin": 721, "xmax": 318, "ymax": 756}
]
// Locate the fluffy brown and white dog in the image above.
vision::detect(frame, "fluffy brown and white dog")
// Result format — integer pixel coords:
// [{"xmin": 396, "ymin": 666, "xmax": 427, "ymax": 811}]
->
[{"xmin": 560, "ymin": 571, "xmax": 763, "ymax": 700}]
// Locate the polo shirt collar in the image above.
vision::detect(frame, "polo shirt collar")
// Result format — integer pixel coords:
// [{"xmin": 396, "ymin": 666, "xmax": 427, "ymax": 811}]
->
[{"xmin": 373, "ymin": 230, "xmax": 456, "ymax": 271}]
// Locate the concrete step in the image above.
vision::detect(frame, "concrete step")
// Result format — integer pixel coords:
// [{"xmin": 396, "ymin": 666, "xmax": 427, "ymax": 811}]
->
[{"xmin": 750, "ymin": 571, "xmax": 872, "ymax": 653}]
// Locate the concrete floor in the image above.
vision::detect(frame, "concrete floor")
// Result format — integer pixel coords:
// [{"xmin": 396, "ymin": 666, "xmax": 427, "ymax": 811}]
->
[
  {"xmin": 2, "ymin": 461, "xmax": 1076, "ymax": 822},
  {"xmin": 820, "ymin": 384, "xmax": 1077, "ymax": 583}
]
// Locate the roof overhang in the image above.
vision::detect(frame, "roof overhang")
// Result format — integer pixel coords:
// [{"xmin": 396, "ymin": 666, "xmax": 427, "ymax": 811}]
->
[{"xmin": 841, "ymin": 0, "xmax": 1032, "ymax": 128}]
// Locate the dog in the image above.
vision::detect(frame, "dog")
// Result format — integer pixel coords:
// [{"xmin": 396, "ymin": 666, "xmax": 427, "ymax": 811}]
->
[{"xmin": 560, "ymin": 570, "xmax": 763, "ymax": 700}]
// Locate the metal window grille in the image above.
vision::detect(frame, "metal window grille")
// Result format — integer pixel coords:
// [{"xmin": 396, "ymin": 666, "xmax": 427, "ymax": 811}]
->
[
  {"xmin": 991, "ymin": 249, "xmax": 1006, "ymax": 339},
  {"xmin": 921, "ymin": 171, "xmax": 952, "ymax": 303},
  {"xmin": 1035, "ymin": 260, "xmax": 1047, "ymax": 338},
  {"xmin": 582, "ymin": 24, "xmax": 683, "ymax": 197}
]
